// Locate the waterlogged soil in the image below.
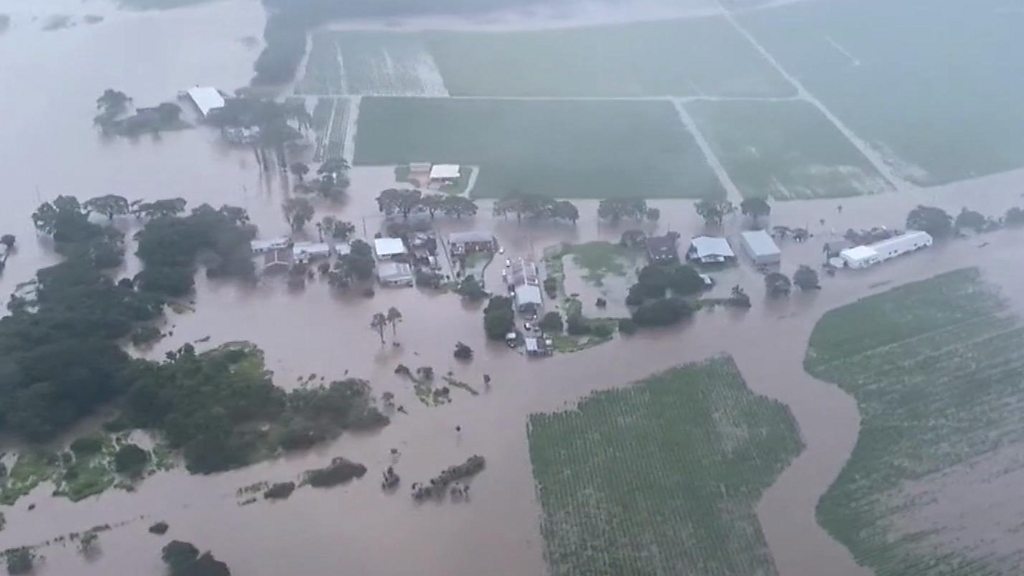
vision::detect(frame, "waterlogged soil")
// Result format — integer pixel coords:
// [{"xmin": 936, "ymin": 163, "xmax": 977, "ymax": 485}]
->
[{"xmin": 3, "ymin": 1, "xmax": 1024, "ymax": 576}]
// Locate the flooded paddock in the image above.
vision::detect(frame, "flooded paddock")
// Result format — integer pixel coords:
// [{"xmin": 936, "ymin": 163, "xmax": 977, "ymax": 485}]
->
[{"xmin": 4, "ymin": 1, "xmax": 1024, "ymax": 575}]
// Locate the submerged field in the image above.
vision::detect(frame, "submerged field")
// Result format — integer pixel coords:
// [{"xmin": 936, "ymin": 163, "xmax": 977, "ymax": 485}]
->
[
  {"xmin": 299, "ymin": 17, "xmax": 792, "ymax": 97},
  {"xmin": 353, "ymin": 97, "xmax": 724, "ymax": 199},
  {"xmin": 806, "ymin": 268, "xmax": 1024, "ymax": 575},
  {"xmin": 528, "ymin": 357, "xmax": 802, "ymax": 576},
  {"xmin": 686, "ymin": 99, "xmax": 891, "ymax": 199},
  {"xmin": 742, "ymin": 0, "xmax": 1024, "ymax": 185}
]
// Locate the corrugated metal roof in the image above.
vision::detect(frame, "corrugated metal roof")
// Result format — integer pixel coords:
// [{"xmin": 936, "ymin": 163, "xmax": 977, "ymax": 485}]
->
[
  {"xmin": 515, "ymin": 284, "xmax": 544, "ymax": 307},
  {"xmin": 739, "ymin": 230, "xmax": 780, "ymax": 257},
  {"xmin": 186, "ymin": 86, "xmax": 225, "ymax": 117},
  {"xmin": 689, "ymin": 236, "xmax": 734, "ymax": 259},
  {"xmin": 429, "ymin": 164, "xmax": 460, "ymax": 179},
  {"xmin": 374, "ymin": 237, "xmax": 407, "ymax": 257}
]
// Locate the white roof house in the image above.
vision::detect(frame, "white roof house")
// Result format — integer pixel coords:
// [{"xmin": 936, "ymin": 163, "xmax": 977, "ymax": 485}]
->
[
  {"xmin": 377, "ymin": 261, "xmax": 414, "ymax": 286},
  {"xmin": 740, "ymin": 230, "xmax": 781, "ymax": 266},
  {"xmin": 374, "ymin": 237, "xmax": 407, "ymax": 260},
  {"xmin": 429, "ymin": 164, "xmax": 461, "ymax": 181},
  {"xmin": 840, "ymin": 245, "xmax": 879, "ymax": 269},
  {"xmin": 515, "ymin": 284, "xmax": 544, "ymax": 313},
  {"xmin": 687, "ymin": 236, "xmax": 735, "ymax": 263},
  {"xmin": 186, "ymin": 86, "xmax": 225, "ymax": 118},
  {"xmin": 292, "ymin": 242, "xmax": 331, "ymax": 263},
  {"xmin": 251, "ymin": 237, "xmax": 291, "ymax": 254}
]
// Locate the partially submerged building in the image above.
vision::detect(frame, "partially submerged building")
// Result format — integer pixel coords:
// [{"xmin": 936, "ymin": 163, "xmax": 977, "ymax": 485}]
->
[
  {"xmin": 251, "ymin": 237, "xmax": 291, "ymax": 254},
  {"xmin": 449, "ymin": 231, "xmax": 497, "ymax": 256},
  {"xmin": 185, "ymin": 86, "xmax": 225, "ymax": 118},
  {"xmin": 686, "ymin": 236, "xmax": 735, "ymax": 264},
  {"xmin": 645, "ymin": 234, "xmax": 679, "ymax": 263},
  {"xmin": 514, "ymin": 284, "xmax": 544, "ymax": 314},
  {"xmin": 429, "ymin": 164, "xmax": 461, "ymax": 186},
  {"xmin": 262, "ymin": 248, "xmax": 293, "ymax": 274},
  {"xmin": 740, "ymin": 230, "xmax": 781, "ymax": 266},
  {"xmin": 377, "ymin": 261, "xmax": 414, "ymax": 287},
  {"xmin": 840, "ymin": 230, "xmax": 933, "ymax": 269},
  {"xmin": 508, "ymin": 257, "xmax": 543, "ymax": 314},
  {"xmin": 524, "ymin": 336, "xmax": 552, "ymax": 357},
  {"xmin": 374, "ymin": 237, "xmax": 407, "ymax": 261},
  {"xmin": 292, "ymin": 242, "xmax": 331, "ymax": 264}
]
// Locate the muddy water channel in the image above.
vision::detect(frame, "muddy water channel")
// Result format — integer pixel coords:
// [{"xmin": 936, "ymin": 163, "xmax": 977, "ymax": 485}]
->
[{"xmin": 4, "ymin": 1, "xmax": 1024, "ymax": 575}]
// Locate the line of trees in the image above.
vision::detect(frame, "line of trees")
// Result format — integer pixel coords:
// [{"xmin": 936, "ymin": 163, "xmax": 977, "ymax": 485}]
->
[
  {"xmin": 375, "ymin": 188, "xmax": 479, "ymax": 220},
  {"xmin": 493, "ymin": 193, "xmax": 579, "ymax": 224}
]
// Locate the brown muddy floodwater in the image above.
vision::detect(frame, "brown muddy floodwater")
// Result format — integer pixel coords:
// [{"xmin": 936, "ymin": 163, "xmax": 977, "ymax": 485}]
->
[{"xmin": 4, "ymin": 1, "xmax": 1024, "ymax": 575}]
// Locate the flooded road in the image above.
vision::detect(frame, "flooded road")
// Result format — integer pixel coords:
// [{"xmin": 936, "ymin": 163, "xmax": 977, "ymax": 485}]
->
[{"xmin": 3, "ymin": 1, "xmax": 1024, "ymax": 575}]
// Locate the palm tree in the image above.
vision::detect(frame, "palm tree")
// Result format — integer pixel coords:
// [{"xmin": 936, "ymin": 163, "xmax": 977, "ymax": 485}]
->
[
  {"xmin": 371, "ymin": 312, "xmax": 387, "ymax": 346},
  {"xmin": 386, "ymin": 307, "xmax": 403, "ymax": 339},
  {"xmin": 290, "ymin": 162, "xmax": 310, "ymax": 182},
  {"xmin": 0, "ymin": 234, "xmax": 14, "ymax": 251}
]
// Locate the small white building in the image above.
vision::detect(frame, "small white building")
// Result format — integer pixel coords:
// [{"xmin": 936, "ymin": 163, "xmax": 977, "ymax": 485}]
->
[
  {"xmin": 186, "ymin": 86, "xmax": 225, "ymax": 118},
  {"xmin": 429, "ymin": 164, "xmax": 461, "ymax": 185},
  {"xmin": 292, "ymin": 242, "xmax": 331, "ymax": 264},
  {"xmin": 740, "ymin": 230, "xmax": 781, "ymax": 266},
  {"xmin": 377, "ymin": 261, "xmax": 414, "ymax": 287},
  {"xmin": 687, "ymin": 236, "xmax": 735, "ymax": 264},
  {"xmin": 374, "ymin": 237, "xmax": 407, "ymax": 260},
  {"xmin": 251, "ymin": 237, "xmax": 291, "ymax": 254}
]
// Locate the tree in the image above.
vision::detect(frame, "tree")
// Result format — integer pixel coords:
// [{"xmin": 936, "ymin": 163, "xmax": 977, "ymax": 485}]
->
[
  {"xmin": 132, "ymin": 198, "xmax": 187, "ymax": 219},
  {"xmin": 954, "ymin": 207, "xmax": 986, "ymax": 232},
  {"xmin": 740, "ymin": 197, "xmax": 771, "ymax": 228},
  {"xmin": 386, "ymin": 307, "xmax": 402, "ymax": 339},
  {"xmin": 792, "ymin": 265, "xmax": 820, "ymax": 291},
  {"xmin": 631, "ymin": 297, "xmax": 692, "ymax": 327},
  {"xmin": 645, "ymin": 207, "xmax": 661, "ymax": 222},
  {"xmin": 695, "ymin": 199, "xmax": 735, "ymax": 228},
  {"xmin": 335, "ymin": 240, "xmax": 375, "ymax": 283},
  {"xmin": 1006, "ymin": 206, "xmax": 1024, "ymax": 226},
  {"xmin": 598, "ymin": 199, "xmax": 647, "ymax": 224},
  {"xmin": 666, "ymin": 264, "xmax": 706, "ymax": 296},
  {"xmin": 441, "ymin": 196, "xmax": 478, "ymax": 219},
  {"xmin": 1, "ymin": 234, "xmax": 15, "ymax": 251},
  {"xmin": 906, "ymin": 205, "xmax": 953, "ymax": 238},
  {"xmin": 765, "ymin": 272, "xmax": 791, "ymax": 297},
  {"xmin": 85, "ymin": 194, "xmax": 130, "ymax": 220},
  {"xmin": 493, "ymin": 193, "xmax": 545, "ymax": 223},
  {"xmin": 6, "ymin": 547, "xmax": 34, "ymax": 575},
  {"xmin": 79, "ymin": 531, "xmax": 100, "ymax": 557},
  {"xmin": 283, "ymin": 197, "xmax": 315, "ymax": 231},
  {"xmin": 95, "ymin": 89, "xmax": 131, "ymax": 122},
  {"xmin": 453, "ymin": 342, "xmax": 473, "ymax": 360},
  {"xmin": 320, "ymin": 216, "xmax": 355, "ymax": 240},
  {"xmin": 162, "ymin": 541, "xmax": 230, "ymax": 576},
  {"xmin": 456, "ymin": 275, "xmax": 487, "ymax": 301},
  {"xmin": 290, "ymin": 161, "xmax": 310, "ymax": 182},
  {"xmin": 318, "ymin": 157, "xmax": 350, "ymax": 178},
  {"xmin": 371, "ymin": 312, "xmax": 387, "ymax": 346},
  {"xmin": 483, "ymin": 296, "xmax": 515, "ymax": 340},
  {"xmin": 376, "ymin": 189, "xmax": 422, "ymax": 220},
  {"xmin": 420, "ymin": 194, "xmax": 445, "ymax": 219},
  {"xmin": 114, "ymin": 443, "xmax": 149, "ymax": 477},
  {"xmin": 551, "ymin": 200, "xmax": 579, "ymax": 224},
  {"xmin": 538, "ymin": 311, "xmax": 564, "ymax": 333}
]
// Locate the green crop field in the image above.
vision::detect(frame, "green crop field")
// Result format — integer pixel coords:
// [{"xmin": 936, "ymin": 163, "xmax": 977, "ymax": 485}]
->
[
  {"xmin": 299, "ymin": 18, "xmax": 793, "ymax": 98},
  {"xmin": 528, "ymin": 357, "xmax": 802, "ymax": 576},
  {"xmin": 742, "ymin": 0, "xmax": 1024, "ymax": 185},
  {"xmin": 353, "ymin": 97, "xmax": 724, "ymax": 199},
  {"xmin": 686, "ymin": 99, "xmax": 891, "ymax": 199},
  {"xmin": 806, "ymin": 268, "xmax": 1024, "ymax": 575}
]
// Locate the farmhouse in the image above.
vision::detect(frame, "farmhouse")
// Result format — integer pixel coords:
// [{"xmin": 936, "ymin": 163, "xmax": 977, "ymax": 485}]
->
[
  {"xmin": 374, "ymin": 237, "xmax": 407, "ymax": 261},
  {"xmin": 686, "ymin": 236, "xmax": 735, "ymax": 264},
  {"xmin": 449, "ymin": 231, "xmax": 496, "ymax": 256},
  {"xmin": 292, "ymin": 242, "xmax": 331, "ymax": 264},
  {"xmin": 262, "ymin": 249, "xmax": 292, "ymax": 274},
  {"xmin": 185, "ymin": 86, "xmax": 225, "ymax": 118},
  {"xmin": 251, "ymin": 237, "xmax": 291, "ymax": 254},
  {"xmin": 377, "ymin": 261, "xmax": 414, "ymax": 287},
  {"xmin": 645, "ymin": 234, "xmax": 679, "ymax": 263},
  {"xmin": 740, "ymin": 230, "xmax": 781, "ymax": 266},
  {"xmin": 429, "ymin": 164, "xmax": 461, "ymax": 185}
]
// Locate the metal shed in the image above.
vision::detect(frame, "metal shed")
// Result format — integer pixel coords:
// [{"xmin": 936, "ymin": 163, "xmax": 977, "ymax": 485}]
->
[{"xmin": 739, "ymin": 230, "xmax": 781, "ymax": 265}]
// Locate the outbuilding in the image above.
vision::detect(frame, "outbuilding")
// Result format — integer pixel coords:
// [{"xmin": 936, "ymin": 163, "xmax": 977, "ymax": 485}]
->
[
  {"xmin": 739, "ymin": 230, "xmax": 781, "ymax": 266},
  {"xmin": 870, "ymin": 230, "xmax": 933, "ymax": 263},
  {"xmin": 449, "ymin": 231, "xmax": 497, "ymax": 256},
  {"xmin": 645, "ymin": 234, "xmax": 679, "ymax": 263},
  {"xmin": 185, "ymin": 86, "xmax": 225, "ymax": 118},
  {"xmin": 292, "ymin": 242, "xmax": 331, "ymax": 264},
  {"xmin": 251, "ymin": 237, "xmax": 291, "ymax": 254},
  {"xmin": 514, "ymin": 284, "xmax": 544, "ymax": 314},
  {"xmin": 374, "ymin": 237, "xmax": 407, "ymax": 260},
  {"xmin": 686, "ymin": 236, "xmax": 735, "ymax": 264}
]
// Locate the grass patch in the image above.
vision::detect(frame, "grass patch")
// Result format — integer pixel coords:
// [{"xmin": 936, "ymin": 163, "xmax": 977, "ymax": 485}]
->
[
  {"xmin": 806, "ymin": 268, "xmax": 1024, "ymax": 575},
  {"xmin": 562, "ymin": 241, "xmax": 634, "ymax": 286},
  {"xmin": 0, "ymin": 451, "xmax": 58, "ymax": 505},
  {"xmin": 528, "ymin": 357, "xmax": 802, "ymax": 576},
  {"xmin": 743, "ymin": 0, "xmax": 1024, "ymax": 185},
  {"xmin": 686, "ymin": 99, "xmax": 891, "ymax": 199},
  {"xmin": 354, "ymin": 97, "xmax": 723, "ymax": 199}
]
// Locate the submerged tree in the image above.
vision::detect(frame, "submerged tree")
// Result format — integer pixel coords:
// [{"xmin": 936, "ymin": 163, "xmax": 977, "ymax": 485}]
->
[
  {"xmin": 792, "ymin": 265, "xmax": 820, "ymax": 291},
  {"xmin": 740, "ymin": 197, "xmax": 772, "ymax": 228},
  {"xmin": 764, "ymin": 272, "xmax": 791, "ymax": 297},
  {"xmin": 376, "ymin": 188, "xmax": 423, "ymax": 220},
  {"xmin": 132, "ymin": 198, "xmax": 188, "ymax": 220},
  {"xmin": 695, "ymin": 199, "xmax": 735, "ymax": 229},
  {"xmin": 85, "ymin": 194, "xmax": 130, "ymax": 221},
  {"xmin": 906, "ymin": 205, "xmax": 953, "ymax": 238},
  {"xmin": 598, "ymin": 198, "xmax": 648, "ymax": 224},
  {"xmin": 386, "ymin": 307, "xmax": 403, "ymax": 340},
  {"xmin": 371, "ymin": 312, "xmax": 387, "ymax": 346},
  {"xmin": 283, "ymin": 197, "xmax": 315, "ymax": 231},
  {"xmin": 290, "ymin": 161, "xmax": 310, "ymax": 182}
]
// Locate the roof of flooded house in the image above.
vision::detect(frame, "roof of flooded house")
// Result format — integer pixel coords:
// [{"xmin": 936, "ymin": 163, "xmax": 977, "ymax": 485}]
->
[
  {"xmin": 449, "ymin": 231, "xmax": 494, "ymax": 244},
  {"xmin": 334, "ymin": 242, "xmax": 352, "ymax": 257},
  {"xmin": 186, "ymin": 86, "xmax": 225, "ymax": 117},
  {"xmin": 841, "ymin": 245, "xmax": 878, "ymax": 261},
  {"xmin": 646, "ymin": 235, "xmax": 678, "ymax": 256},
  {"xmin": 292, "ymin": 242, "xmax": 331, "ymax": 256},
  {"xmin": 374, "ymin": 237, "xmax": 407, "ymax": 257},
  {"xmin": 263, "ymin": 248, "xmax": 292, "ymax": 266},
  {"xmin": 515, "ymin": 284, "xmax": 544, "ymax": 306},
  {"xmin": 377, "ymin": 261, "xmax": 413, "ymax": 281},
  {"xmin": 739, "ymin": 230, "xmax": 781, "ymax": 256},
  {"xmin": 689, "ymin": 236, "xmax": 734, "ymax": 259},
  {"xmin": 429, "ymin": 164, "xmax": 461, "ymax": 179},
  {"xmin": 250, "ymin": 237, "xmax": 291, "ymax": 252}
]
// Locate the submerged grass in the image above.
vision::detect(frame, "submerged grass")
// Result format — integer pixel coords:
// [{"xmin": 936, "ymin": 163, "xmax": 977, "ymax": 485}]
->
[
  {"xmin": 807, "ymin": 268, "xmax": 1024, "ymax": 575},
  {"xmin": 528, "ymin": 357, "xmax": 801, "ymax": 576}
]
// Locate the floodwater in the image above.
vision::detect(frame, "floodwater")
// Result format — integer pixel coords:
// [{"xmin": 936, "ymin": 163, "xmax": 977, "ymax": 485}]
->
[{"xmin": 3, "ymin": 1, "xmax": 1024, "ymax": 575}]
